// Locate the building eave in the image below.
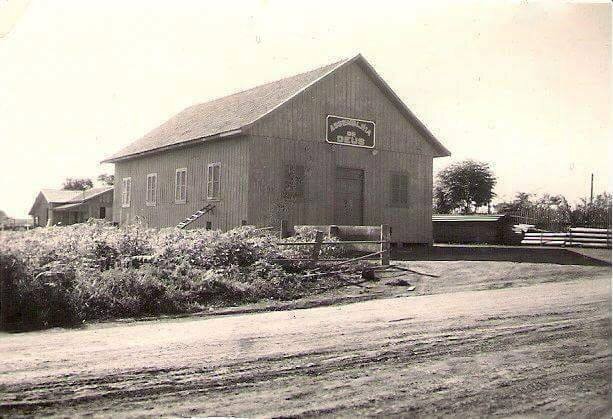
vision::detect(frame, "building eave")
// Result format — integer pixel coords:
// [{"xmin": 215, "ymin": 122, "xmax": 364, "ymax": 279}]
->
[{"xmin": 101, "ymin": 128, "xmax": 244, "ymax": 164}]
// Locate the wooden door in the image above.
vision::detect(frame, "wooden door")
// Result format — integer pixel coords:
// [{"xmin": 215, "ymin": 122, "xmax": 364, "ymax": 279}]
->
[{"xmin": 334, "ymin": 167, "xmax": 364, "ymax": 225}]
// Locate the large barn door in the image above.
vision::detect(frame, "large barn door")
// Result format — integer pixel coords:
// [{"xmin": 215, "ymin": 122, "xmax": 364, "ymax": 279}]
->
[{"xmin": 334, "ymin": 167, "xmax": 364, "ymax": 225}]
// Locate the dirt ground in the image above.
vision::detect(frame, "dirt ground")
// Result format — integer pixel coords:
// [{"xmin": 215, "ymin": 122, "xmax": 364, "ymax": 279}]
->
[{"xmin": 0, "ymin": 260, "xmax": 611, "ymax": 417}]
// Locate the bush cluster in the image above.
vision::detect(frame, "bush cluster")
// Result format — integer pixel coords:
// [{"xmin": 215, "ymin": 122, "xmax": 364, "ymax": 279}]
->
[{"xmin": 0, "ymin": 221, "xmax": 360, "ymax": 330}]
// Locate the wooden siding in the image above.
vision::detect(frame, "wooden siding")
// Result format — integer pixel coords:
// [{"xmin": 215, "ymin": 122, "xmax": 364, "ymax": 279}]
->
[
  {"xmin": 246, "ymin": 60, "xmax": 437, "ymax": 243},
  {"xmin": 247, "ymin": 137, "xmax": 432, "ymax": 243},
  {"xmin": 81, "ymin": 191, "xmax": 113, "ymax": 222},
  {"xmin": 30, "ymin": 194, "xmax": 49, "ymax": 227},
  {"xmin": 249, "ymin": 60, "xmax": 439, "ymax": 157},
  {"xmin": 109, "ymin": 59, "xmax": 441, "ymax": 242},
  {"xmin": 113, "ymin": 137, "xmax": 250, "ymax": 230}
]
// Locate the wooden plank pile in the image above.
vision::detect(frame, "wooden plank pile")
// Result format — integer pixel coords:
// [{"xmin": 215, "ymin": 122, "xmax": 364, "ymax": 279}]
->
[{"xmin": 521, "ymin": 227, "xmax": 611, "ymax": 248}]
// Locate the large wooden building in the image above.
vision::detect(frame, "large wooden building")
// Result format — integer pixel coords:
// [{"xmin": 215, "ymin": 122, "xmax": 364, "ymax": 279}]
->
[{"xmin": 103, "ymin": 54, "xmax": 450, "ymax": 244}]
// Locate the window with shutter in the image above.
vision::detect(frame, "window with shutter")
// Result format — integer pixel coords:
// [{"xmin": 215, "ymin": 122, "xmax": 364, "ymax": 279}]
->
[
  {"xmin": 207, "ymin": 163, "xmax": 221, "ymax": 200},
  {"xmin": 121, "ymin": 177, "xmax": 131, "ymax": 208},
  {"xmin": 146, "ymin": 173, "xmax": 157, "ymax": 206},
  {"xmin": 390, "ymin": 172, "xmax": 409, "ymax": 207},
  {"xmin": 175, "ymin": 168, "xmax": 187, "ymax": 204}
]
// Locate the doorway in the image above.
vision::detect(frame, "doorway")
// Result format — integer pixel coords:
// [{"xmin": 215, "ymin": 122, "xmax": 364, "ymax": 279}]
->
[{"xmin": 334, "ymin": 167, "xmax": 364, "ymax": 225}]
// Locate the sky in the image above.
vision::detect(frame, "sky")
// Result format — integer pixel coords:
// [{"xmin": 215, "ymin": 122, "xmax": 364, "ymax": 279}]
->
[{"xmin": 0, "ymin": 0, "xmax": 611, "ymax": 218}]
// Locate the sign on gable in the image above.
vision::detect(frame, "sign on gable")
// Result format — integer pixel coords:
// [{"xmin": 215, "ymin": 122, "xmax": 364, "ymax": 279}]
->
[{"xmin": 326, "ymin": 115, "xmax": 375, "ymax": 149}]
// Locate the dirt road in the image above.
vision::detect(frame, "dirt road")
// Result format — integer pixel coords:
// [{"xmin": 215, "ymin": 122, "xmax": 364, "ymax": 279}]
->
[{"xmin": 1, "ymin": 271, "xmax": 610, "ymax": 417}]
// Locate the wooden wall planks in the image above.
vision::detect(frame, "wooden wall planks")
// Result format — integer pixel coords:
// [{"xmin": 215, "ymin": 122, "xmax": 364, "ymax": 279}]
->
[
  {"xmin": 246, "ymin": 60, "xmax": 437, "ymax": 243},
  {"xmin": 113, "ymin": 137, "xmax": 250, "ymax": 230}
]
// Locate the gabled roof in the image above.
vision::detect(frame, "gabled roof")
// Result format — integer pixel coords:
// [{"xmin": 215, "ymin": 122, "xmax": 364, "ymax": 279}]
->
[
  {"xmin": 67, "ymin": 186, "xmax": 114, "ymax": 202},
  {"xmin": 433, "ymin": 214, "xmax": 507, "ymax": 222},
  {"xmin": 40, "ymin": 189, "xmax": 83, "ymax": 204},
  {"xmin": 40, "ymin": 186, "xmax": 113, "ymax": 204},
  {"xmin": 103, "ymin": 54, "xmax": 450, "ymax": 163}
]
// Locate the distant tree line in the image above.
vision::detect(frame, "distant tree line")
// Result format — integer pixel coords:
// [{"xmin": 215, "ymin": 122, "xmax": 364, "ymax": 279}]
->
[
  {"xmin": 433, "ymin": 159, "xmax": 611, "ymax": 229},
  {"xmin": 496, "ymin": 192, "xmax": 612, "ymax": 230},
  {"xmin": 61, "ymin": 174, "xmax": 114, "ymax": 190}
]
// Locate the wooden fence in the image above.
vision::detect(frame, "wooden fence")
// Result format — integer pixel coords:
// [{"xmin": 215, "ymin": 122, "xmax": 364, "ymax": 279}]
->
[
  {"xmin": 277, "ymin": 222, "xmax": 392, "ymax": 266},
  {"xmin": 521, "ymin": 227, "xmax": 612, "ymax": 249}
]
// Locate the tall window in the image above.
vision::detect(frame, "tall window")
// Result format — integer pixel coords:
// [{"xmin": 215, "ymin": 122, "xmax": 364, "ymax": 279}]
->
[
  {"xmin": 146, "ymin": 173, "xmax": 157, "ymax": 206},
  {"xmin": 121, "ymin": 177, "xmax": 132, "ymax": 208},
  {"xmin": 283, "ymin": 164, "xmax": 305, "ymax": 200},
  {"xmin": 390, "ymin": 172, "xmax": 409, "ymax": 207},
  {"xmin": 175, "ymin": 168, "xmax": 187, "ymax": 203},
  {"xmin": 207, "ymin": 162, "xmax": 221, "ymax": 200}
]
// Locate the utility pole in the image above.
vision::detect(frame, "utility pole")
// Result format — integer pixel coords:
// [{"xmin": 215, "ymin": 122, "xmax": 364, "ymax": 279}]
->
[{"xmin": 590, "ymin": 173, "xmax": 594, "ymax": 204}]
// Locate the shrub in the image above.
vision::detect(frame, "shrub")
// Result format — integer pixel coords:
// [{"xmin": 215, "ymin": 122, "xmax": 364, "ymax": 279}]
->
[
  {"xmin": 0, "ymin": 221, "xmax": 365, "ymax": 330},
  {"xmin": 1, "ymin": 252, "xmax": 84, "ymax": 329}
]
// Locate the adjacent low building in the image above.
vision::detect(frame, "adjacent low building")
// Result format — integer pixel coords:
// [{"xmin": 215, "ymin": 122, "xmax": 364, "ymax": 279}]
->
[
  {"xmin": 432, "ymin": 214, "xmax": 518, "ymax": 245},
  {"xmin": 103, "ymin": 54, "xmax": 450, "ymax": 244},
  {"xmin": 29, "ymin": 187, "xmax": 114, "ymax": 227}
]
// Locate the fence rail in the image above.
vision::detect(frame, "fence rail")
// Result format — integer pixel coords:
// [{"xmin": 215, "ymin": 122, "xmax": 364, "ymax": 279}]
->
[{"xmin": 276, "ymin": 223, "xmax": 391, "ymax": 266}]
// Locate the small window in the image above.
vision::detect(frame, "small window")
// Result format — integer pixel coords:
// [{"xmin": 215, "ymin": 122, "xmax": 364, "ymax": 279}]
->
[
  {"xmin": 146, "ymin": 173, "xmax": 157, "ymax": 206},
  {"xmin": 99, "ymin": 207, "xmax": 106, "ymax": 219},
  {"xmin": 205, "ymin": 221, "xmax": 212, "ymax": 230},
  {"xmin": 390, "ymin": 172, "xmax": 409, "ymax": 207},
  {"xmin": 121, "ymin": 177, "xmax": 132, "ymax": 208},
  {"xmin": 207, "ymin": 163, "xmax": 221, "ymax": 200},
  {"xmin": 283, "ymin": 164, "xmax": 305, "ymax": 200},
  {"xmin": 175, "ymin": 168, "xmax": 187, "ymax": 204}
]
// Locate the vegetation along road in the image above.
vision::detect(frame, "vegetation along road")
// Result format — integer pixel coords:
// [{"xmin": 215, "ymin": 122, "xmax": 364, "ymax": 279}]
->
[{"xmin": 0, "ymin": 262, "xmax": 610, "ymax": 417}]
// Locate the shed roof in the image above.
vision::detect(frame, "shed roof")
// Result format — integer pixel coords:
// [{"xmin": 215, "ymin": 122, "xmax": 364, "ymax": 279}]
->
[
  {"xmin": 432, "ymin": 214, "xmax": 507, "ymax": 222},
  {"xmin": 53, "ymin": 202, "xmax": 85, "ymax": 211},
  {"xmin": 41, "ymin": 186, "xmax": 113, "ymax": 204},
  {"xmin": 40, "ymin": 189, "xmax": 83, "ymax": 204},
  {"xmin": 103, "ymin": 54, "xmax": 450, "ymax": 163}
]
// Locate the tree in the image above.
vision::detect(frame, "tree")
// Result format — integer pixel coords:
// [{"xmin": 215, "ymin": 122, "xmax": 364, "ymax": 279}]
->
[
  {"xmin": 433, "ymin": 160, "xmax": 497, "ymax": 214},
  {"xmin": 97, "ymin": 174, "xmax": 115, "ymax": 186},
  {"xmin": 495, "ymin": 191, "xmax": 611, "ymax": 230},
  {"xmin": 495, "ymin": 192, "xmax": 533, "ymax": 213},
  {"xmin": 62, "ymin": 178, "xmax": 93, "ymax": 191},
  {"xmin": 571, "ymin": 192, "xmax": 612, "ymax": 228}
]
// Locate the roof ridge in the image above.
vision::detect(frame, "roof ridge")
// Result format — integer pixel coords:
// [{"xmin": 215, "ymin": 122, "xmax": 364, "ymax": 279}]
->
[
  {"xmin": 102, "ymin": 56, "xmax": 353, "ymax": 163},
  {"xmin": 102, "ymin": 53, "xmax": 449, "ymax": 162}
]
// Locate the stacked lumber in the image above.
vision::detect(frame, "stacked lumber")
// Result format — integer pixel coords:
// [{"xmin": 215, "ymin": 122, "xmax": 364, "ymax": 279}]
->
[
  {"xmin": 512, "ymin": 224, "xmax": 537, "ymax": 234},
  {"xmin": 568, "ymin": 227, "xmax": 612, "ymax": 248},
  {"xmin": 521, "ymin": 227, "xmax": 611, "ymax": 248}
]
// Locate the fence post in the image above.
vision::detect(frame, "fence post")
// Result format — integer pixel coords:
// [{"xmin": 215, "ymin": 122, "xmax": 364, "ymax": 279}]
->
[
  {"xmin": 567, "ymin": 228, "xmax": 572, "ymax": 247},
  {"xmin": 310, "ymin": 230, "xmax": 324, "ymax": 265},
  {"xmin": 329, "ymin": 225, "xmax": 340, "ymax": 239},
  {"xmin": 380, "ymin": 224, "xmax": 390, "ymax": 266},
  {"xmin": 279, "ymin": 220, "xmax": 289, "ymax": 239}
]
